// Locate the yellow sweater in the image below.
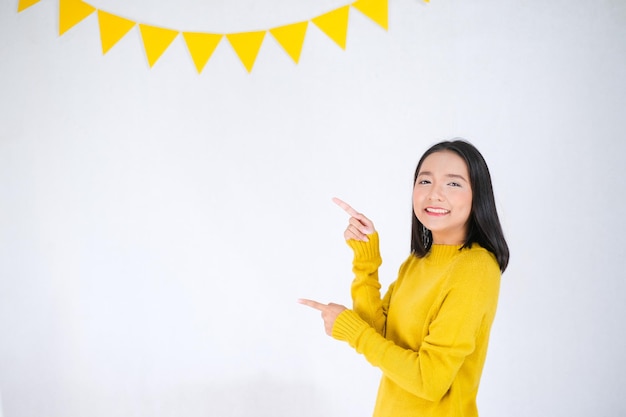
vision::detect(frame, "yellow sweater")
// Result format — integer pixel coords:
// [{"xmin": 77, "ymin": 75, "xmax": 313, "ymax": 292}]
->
[{"xmin": 332, "ymin": 232, "xmax": 501, "ymax": 417}]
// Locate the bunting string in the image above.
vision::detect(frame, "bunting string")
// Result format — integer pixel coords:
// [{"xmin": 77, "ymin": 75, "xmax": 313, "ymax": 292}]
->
[{"xmin": 18, "ymin": 0, "xmax": 430, "ymax": 73}]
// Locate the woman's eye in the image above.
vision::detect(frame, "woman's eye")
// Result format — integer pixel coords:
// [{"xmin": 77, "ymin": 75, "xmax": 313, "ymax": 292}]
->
[
  {"xmin": 448, "ymin": 182, "xmax": 461, "ymax": 187},
  {"xmin": 419, "ymin": 180, "xmax": 431, "ymax": 185}
]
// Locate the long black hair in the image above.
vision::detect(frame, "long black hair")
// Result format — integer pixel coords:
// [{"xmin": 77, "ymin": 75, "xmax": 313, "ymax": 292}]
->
[{"xmin": 410, "ymin": 139, "xmax": 510, "ymax": 272}]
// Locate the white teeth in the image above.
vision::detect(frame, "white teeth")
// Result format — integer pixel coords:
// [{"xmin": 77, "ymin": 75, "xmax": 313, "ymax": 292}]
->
[{"xmin": 426, "ymin": 208, "xmax": 449, "ymax": 214}]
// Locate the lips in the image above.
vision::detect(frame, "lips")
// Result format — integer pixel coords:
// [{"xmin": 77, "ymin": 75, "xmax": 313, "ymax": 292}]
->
[{"xmin": 425, "ymin": 207, "xmax": 450, "ymax": 215}]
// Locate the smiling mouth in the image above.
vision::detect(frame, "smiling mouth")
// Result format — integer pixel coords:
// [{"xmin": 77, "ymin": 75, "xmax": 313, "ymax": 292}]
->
[{"xmin": 425, "ymin": 207, "xmax": 450, "ymax": 214}]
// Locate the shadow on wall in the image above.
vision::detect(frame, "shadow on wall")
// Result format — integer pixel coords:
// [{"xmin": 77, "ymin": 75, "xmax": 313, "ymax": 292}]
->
[
  {"xmin": 1, "ymin": 376, "xmax": 327, "ymax": 417},
  {"xmin": 201, "ymin": 377, "xmax": 326, "ymax": 417}
]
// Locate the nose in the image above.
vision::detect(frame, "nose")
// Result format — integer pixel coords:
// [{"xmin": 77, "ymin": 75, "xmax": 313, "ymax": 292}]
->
[{"xmin": 427, "ymin": 185, "xmax": 444, "ymax": 201}]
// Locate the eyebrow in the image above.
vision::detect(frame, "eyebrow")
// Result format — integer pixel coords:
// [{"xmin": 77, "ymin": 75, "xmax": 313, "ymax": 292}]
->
[{"xmin": 417, "ymin": 171, "xmax": 469, "ymax": 182}]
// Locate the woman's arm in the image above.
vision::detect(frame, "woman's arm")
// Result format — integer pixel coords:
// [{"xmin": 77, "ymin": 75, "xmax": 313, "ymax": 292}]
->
[
  {"xmin": 332, "ymin": 255, "xmax": 501, "ymax": 402},
  {"xmin": 332, "ymin": 198, "xmax": 390, "ymax": 333},
  {"xmin": 347, "ymin": 232, "xmax": 389, "ymax": 334}
]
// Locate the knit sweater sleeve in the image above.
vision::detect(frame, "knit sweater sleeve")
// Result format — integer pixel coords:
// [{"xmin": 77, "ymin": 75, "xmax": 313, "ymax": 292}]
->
[
  {"xmin": 332, "ymin": 250, "xmax": 501, "ymax": 402},
  {"xmin": 345, "ymin": 232, "xmax": 389, "ymax": 334}
]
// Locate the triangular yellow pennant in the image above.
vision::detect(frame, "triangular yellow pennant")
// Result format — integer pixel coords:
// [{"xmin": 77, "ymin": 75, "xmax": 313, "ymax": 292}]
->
[
  {"xmin": 17, "ymin": 0, "xmax": 40, "ymax": 12},
  {"xmin": 311, "ymin": 6, "xmax": 350, "ymax": 50},
  {"xmin": 139, "ymin": 24, "xmax": 179, "ymax": 68},
  {"xmin": 226, "ymin": 31, "xmax": 266, "ymax": 73},
  {"xmin": 269, "ymin": 21, "xmax": 308, "ymax": 64},
  {"xmin": 352, "ymin": 0, "xmax": 388, "ymax": 31},
  {"xmin": 97, "ymin": 10, "xmax": 135, "ymax": 55},
  {"xmin": 182, "ymin": 32, "xmax": 223, "ymax": 73},
  {"xmin": 59, "ymin": 0, "xmax": 96, "ymax": 36}
]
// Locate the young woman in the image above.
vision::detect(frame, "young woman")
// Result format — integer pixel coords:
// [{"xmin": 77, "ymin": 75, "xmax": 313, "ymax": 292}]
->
[{"xmin": 299, "ymin": 139, "xmax": 509, "ymax": 417}]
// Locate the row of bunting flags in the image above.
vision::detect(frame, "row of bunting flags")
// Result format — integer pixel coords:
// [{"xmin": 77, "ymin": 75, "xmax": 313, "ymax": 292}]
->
[{"xmin": 18, "ymin": 0, "xmax": 430, "ymax": 73}]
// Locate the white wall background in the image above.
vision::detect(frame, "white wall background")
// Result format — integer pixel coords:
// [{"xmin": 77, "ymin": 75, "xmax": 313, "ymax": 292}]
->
[{"xmin": 1, "ymin": 0, "xmax": 625, "ymax": 416}]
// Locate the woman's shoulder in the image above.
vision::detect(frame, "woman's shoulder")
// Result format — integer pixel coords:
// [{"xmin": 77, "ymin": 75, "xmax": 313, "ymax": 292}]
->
[
  {"xmin": 396, "ymin": 252, "xmax": 419, "ymax": 274},
  {"xmin": 448, "ymin": 244, "xmax": 501, "ymax": 285},
  {"xmin": 457, "ymin": 243, "xmax": 498, "ymax": 264}
]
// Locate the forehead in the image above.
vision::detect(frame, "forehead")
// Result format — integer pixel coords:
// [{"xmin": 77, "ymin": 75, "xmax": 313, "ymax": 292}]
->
[{"xmin": 419, "ymin": 151, "xmax": 469, "ymax": 176}]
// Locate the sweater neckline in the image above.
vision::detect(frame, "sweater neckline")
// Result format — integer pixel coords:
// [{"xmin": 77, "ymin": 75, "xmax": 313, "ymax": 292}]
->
[{"xmin": 426, "ymin": 244, "xmax": 464, "ymax": 264}]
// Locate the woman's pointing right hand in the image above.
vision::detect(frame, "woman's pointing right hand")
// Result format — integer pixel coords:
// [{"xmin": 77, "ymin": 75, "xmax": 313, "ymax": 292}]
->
[{"xmin": 332, "ymin": 197, "xmax": 375, "ymax": 242}]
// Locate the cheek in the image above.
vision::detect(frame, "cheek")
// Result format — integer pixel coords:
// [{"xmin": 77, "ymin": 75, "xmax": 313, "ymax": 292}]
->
[
  {"xmin": 460, "ymin": 196, "xmax": 473, "ymax": 219},
  {"xmin": 412, "ymin": 192, "xmax": 422, "ymax": 216},
  {"xmin": 412, "ymin": 186, "xmax": 424, "ymax": 202},
  {"xmin": 412, "ymin": 191, "xmax": 422, "ymax": 211},
  {"xmin": 448, "ymin": 191, "xmax": 471, "ymax": 214}
]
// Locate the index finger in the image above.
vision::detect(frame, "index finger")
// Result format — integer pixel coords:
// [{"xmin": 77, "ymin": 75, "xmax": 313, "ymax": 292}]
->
[
  {"xmin": 298, "ymin": 298, "xmax": 326, "ymax": 311},
  {"xmin": 332, "ymin": 197, "xmax": 360, "ymax": 217}
]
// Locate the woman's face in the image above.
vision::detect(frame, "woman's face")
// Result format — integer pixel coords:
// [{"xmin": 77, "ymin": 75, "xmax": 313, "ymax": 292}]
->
[{"xmin": 413, "ymin": 151, "xmax": 473, "ymax": 245}]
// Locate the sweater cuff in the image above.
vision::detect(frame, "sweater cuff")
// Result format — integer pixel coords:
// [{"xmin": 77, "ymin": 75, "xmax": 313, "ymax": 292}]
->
[
  {"xmin": 346, "ymin": 232, "xmax": 381, "ymax": 264},
  {"xmin": 332, "ymin": 309, "xmax": 370, "ymax": 344}
]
